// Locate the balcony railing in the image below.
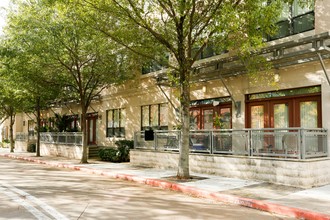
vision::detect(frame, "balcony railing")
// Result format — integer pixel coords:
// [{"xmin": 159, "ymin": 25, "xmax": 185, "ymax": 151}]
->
[
  {"xmin": 134, "ymin": 128, "xmax": 328, "ymax": 159},
  {"xmin": 40, "ymin": 132, "xmax": 83, "ymax": 146}
]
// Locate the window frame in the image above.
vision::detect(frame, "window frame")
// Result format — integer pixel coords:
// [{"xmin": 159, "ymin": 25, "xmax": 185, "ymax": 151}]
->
[
  {"xmin": 246, "ymin": 87, "xmax": 321, "ymax": 128},
  {"xmin": 189, "ymin": 102, "xmax": 232, "ymax": 130},
  {"xmin": 28, "ymin": 120, "xmax": 35, "ymax": 137},
  {"xmin": 141, "ymin": 103, "xmax": 168, "ymax": 130},
  {"xmin": 268, "ymin": 0, "xmax": 314, "ymax": 41},
  {"xmin": 106, "ymin": 108, "xmax": 126, "ymax": 138},
  {"xmin": 68, "ymin": 115, "xmax": 80, "ymax": 132}
]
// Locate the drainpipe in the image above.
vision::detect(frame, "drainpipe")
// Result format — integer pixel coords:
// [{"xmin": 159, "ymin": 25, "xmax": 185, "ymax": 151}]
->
[
  {"xmin": 218, "ymin": 74, "xmax": 241, "ymax": 118},
  {"xmin": 157, "ymin": 84, "xmax": 181, "ymax": 123},
  {"xmin": 317, "ymin": 53, "xmax": 330, "ymax": 86}
]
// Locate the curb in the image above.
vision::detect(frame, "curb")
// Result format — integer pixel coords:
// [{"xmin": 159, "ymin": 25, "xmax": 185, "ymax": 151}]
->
[{"xmin": 2, "ymin": 153, "xmax": 330, "ymax": 220}]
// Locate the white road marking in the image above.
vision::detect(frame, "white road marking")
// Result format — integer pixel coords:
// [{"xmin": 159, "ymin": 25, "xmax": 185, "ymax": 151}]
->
[
  {"xmin": 0, "ymin": 185, "xmax": 51, "ymax": 220},
  {"xmin": 0, "ymin": 182, "xmax": 69, "ymax": 220}
]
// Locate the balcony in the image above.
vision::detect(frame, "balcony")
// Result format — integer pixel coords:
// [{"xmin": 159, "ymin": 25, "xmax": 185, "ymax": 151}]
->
[{"xmin": 134, "ymin": 128, "xmax": 328, "ymax": 159}]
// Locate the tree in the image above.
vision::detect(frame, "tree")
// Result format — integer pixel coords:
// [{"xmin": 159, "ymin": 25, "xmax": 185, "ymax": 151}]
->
[
  {"xmin": 0, "ymin": 29, "xmax": 62, "ymax": 156},
  {"xmin": 3, "ymin": 0, "xmax": 138, "ymax": 163},
  {"xmin": 81, "ymin": 0, "xmax": 290, "ymax": 178},
  {"xmin": 0, "ymin": 82, "xmax": 22, "ymax": 153}
]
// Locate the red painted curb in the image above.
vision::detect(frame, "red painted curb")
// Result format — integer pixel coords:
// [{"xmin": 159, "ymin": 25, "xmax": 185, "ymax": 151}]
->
[
  {"xmin": 145, "ymin": 179, "xmax": 173, "ymax": 190},
  {"xmin": 1, "ymin": 153, "xmax": 330, "ymax": 220},
  {"xmin": 130, "ymin": 176, "xmax": 147, "ymax": 184}
]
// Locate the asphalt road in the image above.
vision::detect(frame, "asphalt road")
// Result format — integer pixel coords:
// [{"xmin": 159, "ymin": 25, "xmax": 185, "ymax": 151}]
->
[{"xmin": 0, "ymin": 158, "xmax": 294, "ymax": 220}]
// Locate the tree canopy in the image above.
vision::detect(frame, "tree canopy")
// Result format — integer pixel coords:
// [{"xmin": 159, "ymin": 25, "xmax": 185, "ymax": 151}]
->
[
  {"xmin": 80, "ymin": 0, "xmax": 293, "ymax": 178},
  {"xmin": 1, "ymin": 0, "xmax": 138, "ymax": 161}
]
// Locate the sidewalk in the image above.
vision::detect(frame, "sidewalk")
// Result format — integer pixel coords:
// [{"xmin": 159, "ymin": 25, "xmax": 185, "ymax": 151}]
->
[{"xmin": 1, "ymin": 148, "xmax": 329, "ymax": 220}]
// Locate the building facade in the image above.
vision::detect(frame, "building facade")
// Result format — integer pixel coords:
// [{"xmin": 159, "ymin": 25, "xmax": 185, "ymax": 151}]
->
[{"xmin": 2, "ymin": 0, "xmax": 330, "ymax": 186}]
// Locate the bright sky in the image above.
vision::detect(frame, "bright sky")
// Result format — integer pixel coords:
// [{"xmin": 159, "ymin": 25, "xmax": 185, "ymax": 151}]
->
[{"xmin": 0, "ymin": 0, "xmax": 11, "ymax": 34}]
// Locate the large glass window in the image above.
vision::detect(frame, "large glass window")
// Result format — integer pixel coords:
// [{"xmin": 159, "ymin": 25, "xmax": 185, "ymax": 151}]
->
[
  {"xmin": 220, "ymin": 108, "xmax": 232, "ymax": 129},
  {"xmin": 269, "ymin": 0, "xmax": 314, "ymax": 40},
  {"xmin": 142, "ymin": 54, "xmax": 169, "ymax": 74},
  {"xmin": 190, "ymin": 109, "xmax": 200, "ymax": 130},
  {"xmin": 300, "ymin": 101, "xmax": 318, "ymax": 128},
  {"xmin": 142, "ymin": 61, "xmax": 163, "ymax": 75},
  {"xmin": 247, "ymin": 86, "xmax": 321, "ymax": 128},
  {"xmin": 106, "ymin": 109, "xmax": 125, "ymax": 137},
  {"xmin": 203, "ymin": 109, "xmax": 214, "ymax": 130},
  {"xmin": 192, "ymin": 45, "xmax": 216, "ymax": 60},
  {"xmin": 190, "ymin": 98, "xmax": 232, "ymax": 130},
  {"xmin": 68, "ymin": 115, "xmax": 80, "ymax": 132},
  {"xmin": 274, "ymin": 103, "xmax": 289, "ymax": 128},
  {"xmin": 28, "ymin": 120, "xmax": 35, "ymax": 137},
  {"xmin": 141, "ymin": 104, "xmax": 168, "ymax": 130},
  {"xmin": 251, "ymin": 106, "xmax": 264, "ymax": 129}
]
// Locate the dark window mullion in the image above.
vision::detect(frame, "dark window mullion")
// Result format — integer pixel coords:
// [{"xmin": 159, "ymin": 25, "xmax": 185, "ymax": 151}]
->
[
  {"xmin": 158, "ymin": 104, "xmax": 161, "ymax": 128},
  {"xmin": 141, "ymin": 106, "xmax": 143, "ymax": 130},
  {"xmin": 111, "ymin": 110, "xmax": 113, "ymax": 136},
  {"xmin": 149, "ymin": 105, "xmax": 151, "ymax": 128}
]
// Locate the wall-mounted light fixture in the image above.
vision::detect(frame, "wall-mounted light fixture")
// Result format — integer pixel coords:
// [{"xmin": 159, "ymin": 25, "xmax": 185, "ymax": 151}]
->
[
  {"xmin": 274, "ymin": 69, "xmax": 280, "ymax": 82},
  {"xmin": 274, "ymin": 73, "xmax": 280, "ymax": 82},
  {"xmin": 202, "ymin": 86, "xmax": 207, "ymax": 93}
]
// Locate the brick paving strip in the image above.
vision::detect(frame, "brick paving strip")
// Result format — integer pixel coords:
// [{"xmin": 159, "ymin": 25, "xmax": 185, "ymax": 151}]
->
[{"xmin": 1, "ymin": 153, "xmax": 330, "ymax": 220}]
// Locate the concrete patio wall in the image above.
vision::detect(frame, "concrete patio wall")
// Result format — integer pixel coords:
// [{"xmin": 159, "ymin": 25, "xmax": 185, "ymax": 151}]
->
[
  {"xmin": 130, "ymin": 149, "xmax": 330, "ymax": 188},
  {"xmin": 40, "ymin": 143, "xmax": 83, "ymax": 159},
  {"xmin": 15, "ymin": 141, "xmax": 28, "ymax": 152}
]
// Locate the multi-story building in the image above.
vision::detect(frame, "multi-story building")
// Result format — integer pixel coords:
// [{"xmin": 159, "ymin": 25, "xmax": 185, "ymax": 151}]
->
[{"xmin": 3, "ymin": 0, "xmax": 330, "ymax": 187}]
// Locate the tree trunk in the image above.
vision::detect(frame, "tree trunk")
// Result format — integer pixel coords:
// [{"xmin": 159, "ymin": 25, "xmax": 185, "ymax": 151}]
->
[
  {"xmin": 177, "ymin": 68, "xmax": 191, "ymax": 179},
  {"xmin": 9, "ymin": 113, "xmax": 15, "ymax": 153},
  {"xmin": 80, "ymin": 105, "xmax": 88, "ymax": 163},
  {"xmin": 36, "ymin": 97, "xmax": 41, "ymax": 157}
]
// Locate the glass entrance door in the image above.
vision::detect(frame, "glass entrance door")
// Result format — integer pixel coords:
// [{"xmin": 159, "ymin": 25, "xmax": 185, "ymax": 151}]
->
[
  {"xmin": 203, "ymin": 108, "xmax": 214, "ymax": 129},
  {"xmin": 87, "ymin": 113, "xmax": 98, "ymax": 145},
  {"xmin": 250, "ymin": 105, "xmax": 265, "ymax": 129},
  {"xmin": 190, "ymin": 104, "xmax": 232, "ymax": 130},
  {"xmin": 299, "ymin": 101, "xmax": 318, "ymax": 128},
  {"xmin": 271, "ymin": 101, "xmax": 292, "ymax": 128}
]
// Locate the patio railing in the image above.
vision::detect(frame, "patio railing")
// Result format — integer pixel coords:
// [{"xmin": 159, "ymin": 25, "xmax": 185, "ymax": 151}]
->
[
  {"xmin": 134, "ymin": 128, "xmax": 328, "ymax": 159},
  {"xmin": 40, "ymin": 132, "xmax": 83, "ymax": 146},
  {"xmin": 15, "ymin": 132, "xmax": 28, "ymax": 141}
]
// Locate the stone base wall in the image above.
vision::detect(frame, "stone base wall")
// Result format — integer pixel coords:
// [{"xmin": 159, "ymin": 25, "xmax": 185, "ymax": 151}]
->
[
  {"xmin": 40, "ymin": 143, "xmax": 83, "ymax": 159},
  {"xmin": 15, "ymin": 141, "xmax": 29, "ymax": 152},
  {"xmin": 131, "ymin": 150, "xmax": 330, "ymax": 188}
]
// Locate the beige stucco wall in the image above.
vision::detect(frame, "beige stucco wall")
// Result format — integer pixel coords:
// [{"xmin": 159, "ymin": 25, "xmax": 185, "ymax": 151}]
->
[{"xmin": 315, "ymin": 0, "xmax": 330, "ymax": 34}]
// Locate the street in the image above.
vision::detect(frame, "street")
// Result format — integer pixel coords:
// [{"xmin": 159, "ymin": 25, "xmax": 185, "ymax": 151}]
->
[{"xmin": 0, "ymin": 158, "xmax": 293, "ymax": 220}]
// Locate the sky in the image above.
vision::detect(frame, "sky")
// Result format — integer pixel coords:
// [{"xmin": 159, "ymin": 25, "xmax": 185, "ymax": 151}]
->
[{"xmin": 0, "ymin": 0, "xmax": 10, "ymax": 34}]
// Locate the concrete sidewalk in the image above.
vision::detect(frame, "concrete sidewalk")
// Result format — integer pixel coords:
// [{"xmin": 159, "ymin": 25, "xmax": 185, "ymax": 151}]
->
[{"xmin": 1, "ymin": 148, "xmax": 329, "ymax": 220}]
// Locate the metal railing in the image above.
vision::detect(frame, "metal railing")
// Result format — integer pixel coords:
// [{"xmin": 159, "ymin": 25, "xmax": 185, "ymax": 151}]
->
[
  {"xmin": 134, "ymin": 128, "xmax": 328, "ymax": 159},
  {"xmin": 40, "ymin": 132, "xmax": 83, "ymax": 146},
  {"xmin": 15, "ymin": 132, "xmax": 28, "ymax": 141}
]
